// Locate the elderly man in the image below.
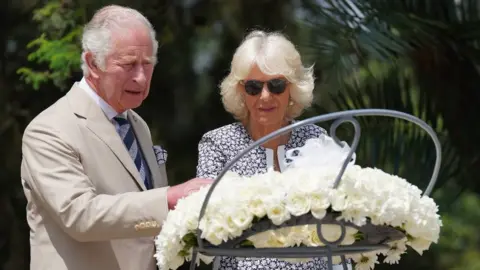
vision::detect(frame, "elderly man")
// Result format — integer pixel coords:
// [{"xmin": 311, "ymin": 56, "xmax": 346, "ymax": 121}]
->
[{"xmin": 20, "ymin": 5, "xmax": 212, "ymax": 270}]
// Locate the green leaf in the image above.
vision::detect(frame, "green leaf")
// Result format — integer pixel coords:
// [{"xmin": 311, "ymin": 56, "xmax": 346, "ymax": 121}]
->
[
  {"xmin": 182, "ymin": 232, "xmax": 198, "ymax": 247},
  {"xmin": 239, "ymin": 240, "xmax": 254, "ymax": 247}
]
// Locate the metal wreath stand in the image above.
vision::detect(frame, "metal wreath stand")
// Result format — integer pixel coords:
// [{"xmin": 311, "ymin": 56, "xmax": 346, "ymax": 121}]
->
[{"xmin": 190, "ymin": 109, "xmax": 442, "ymax": 270}]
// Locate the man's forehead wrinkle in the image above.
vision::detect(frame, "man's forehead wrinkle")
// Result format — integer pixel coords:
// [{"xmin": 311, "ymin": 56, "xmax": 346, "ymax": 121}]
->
[
  {"xmin": 116, "ymin": 51, "xmax": 154, "ymax": 58},
  {"xmin": 113, "ymin": 52, "xmax": 154, "ymax": 63}
]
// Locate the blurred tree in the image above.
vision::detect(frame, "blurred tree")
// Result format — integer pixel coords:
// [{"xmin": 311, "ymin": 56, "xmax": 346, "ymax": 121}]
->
[
  {"xmin": 298, "ymin": 0, "xmax": 480, "ymax": 195},
  {"xmin": 296, "ymin": 0, "xmax": 480, "ymax": 268},
  {"xmin": 16, "ymin": 1, "xmax": 83, "ymax": 90},
  {"xmin": 437, "ymin": 192, "xmax": 480, "ymax": 270}
]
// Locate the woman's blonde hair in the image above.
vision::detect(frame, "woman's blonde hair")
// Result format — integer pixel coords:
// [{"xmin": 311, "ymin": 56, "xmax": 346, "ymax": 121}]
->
[{"xmin": 220, "ymin": 30, "xmax": 315, "ymax": 121}]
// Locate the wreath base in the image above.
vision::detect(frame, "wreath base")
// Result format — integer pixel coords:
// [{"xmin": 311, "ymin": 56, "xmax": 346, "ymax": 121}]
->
[{"xmin": 191, "ymin": 213, "xmax": 406, "ymax": 270}]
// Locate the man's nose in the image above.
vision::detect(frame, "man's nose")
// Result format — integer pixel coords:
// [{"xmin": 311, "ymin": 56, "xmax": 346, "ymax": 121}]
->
[{"xmin": 133, "ymin": 65, "xmax": 146, "ymax": 86}]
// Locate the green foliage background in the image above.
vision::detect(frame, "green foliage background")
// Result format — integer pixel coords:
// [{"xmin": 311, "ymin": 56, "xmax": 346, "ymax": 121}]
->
[{"xmin": 1, "ymin": 0, "xmax": 479, "ymax": 269}]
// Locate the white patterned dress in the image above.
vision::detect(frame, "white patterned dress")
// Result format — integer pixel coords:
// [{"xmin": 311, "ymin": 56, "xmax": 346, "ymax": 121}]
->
[{"xmin": 196, "ymin": 122, "xmax": 330, "ymax": 270}]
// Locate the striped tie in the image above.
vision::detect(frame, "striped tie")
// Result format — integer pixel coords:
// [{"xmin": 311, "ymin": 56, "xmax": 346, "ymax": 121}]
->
[{"xmin": 114, "ymin": 116, "xmax": 152, "ymax": 189}]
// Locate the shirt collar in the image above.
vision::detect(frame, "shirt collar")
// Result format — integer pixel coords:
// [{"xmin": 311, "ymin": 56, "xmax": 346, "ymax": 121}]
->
[{"xmin": 78, "ymin": 77, "xmax": 127, "ymax": 120}]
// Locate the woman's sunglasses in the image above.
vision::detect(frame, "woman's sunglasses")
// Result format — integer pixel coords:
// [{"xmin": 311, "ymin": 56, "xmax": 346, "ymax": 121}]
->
[{"xmin": 240, "ymin": 78, "xmax": 289, "ymax": 96}]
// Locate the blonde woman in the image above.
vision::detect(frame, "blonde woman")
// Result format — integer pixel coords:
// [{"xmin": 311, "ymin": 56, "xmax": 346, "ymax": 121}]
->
[{"xmin": 196, "ymin": 31, "xmax": 349, "ymax": 270}]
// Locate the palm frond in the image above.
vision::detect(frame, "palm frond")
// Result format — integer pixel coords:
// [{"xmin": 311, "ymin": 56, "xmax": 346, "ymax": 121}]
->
[
  {"xmin": 325, "ymin": 65, "xmax": 463, "ymax": 199},
  {"xmin": 296, "ymin": 0, "xmax": 480, "ymax": 198}
]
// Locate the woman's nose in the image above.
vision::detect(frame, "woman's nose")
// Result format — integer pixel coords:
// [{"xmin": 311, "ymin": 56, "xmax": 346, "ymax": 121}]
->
[{"xmin": 259, "ymin": 86, "xmax": 271, "ymax": 100}]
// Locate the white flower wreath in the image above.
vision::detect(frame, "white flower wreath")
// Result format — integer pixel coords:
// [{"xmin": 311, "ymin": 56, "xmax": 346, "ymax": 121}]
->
[{"xmin": 154, "ymin": 135, "xmax": 442, "ymax": 270}]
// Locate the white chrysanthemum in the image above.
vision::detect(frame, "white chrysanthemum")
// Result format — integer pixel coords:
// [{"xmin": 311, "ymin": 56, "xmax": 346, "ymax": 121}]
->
[
  {"xmin": 382, "ymin": 238, "xmax": 408, "ymax": 264},
  {"xmin": 350, "ymin": 252, "xmax": 379, "ymax": 270}
]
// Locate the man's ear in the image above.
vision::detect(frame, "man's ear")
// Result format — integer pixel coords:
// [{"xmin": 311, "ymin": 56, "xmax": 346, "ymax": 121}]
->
[{"xmin": 85, "ymin": 51, "xmax": 102, "ymax": 79}]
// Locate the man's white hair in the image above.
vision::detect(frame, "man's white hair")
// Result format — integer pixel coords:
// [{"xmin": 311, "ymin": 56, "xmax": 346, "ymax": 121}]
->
[
  {"xmin": 220, "ymin": 30, "xmax": 315, "ymax": 121},
  {"xmin": 81, "ymin": 5, "xmax": 158, "ymax": 76}
]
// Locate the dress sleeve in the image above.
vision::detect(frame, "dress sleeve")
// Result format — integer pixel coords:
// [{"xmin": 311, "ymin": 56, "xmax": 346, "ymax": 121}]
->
[{"xmin": 196, "ymin": 133, "xmax": 227, "ymax": 179}]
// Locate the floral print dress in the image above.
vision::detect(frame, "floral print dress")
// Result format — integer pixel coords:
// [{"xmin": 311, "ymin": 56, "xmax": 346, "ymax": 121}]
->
[{"xmin": 196, "ymin": 122, "xmax": 331, "ymax": 270}]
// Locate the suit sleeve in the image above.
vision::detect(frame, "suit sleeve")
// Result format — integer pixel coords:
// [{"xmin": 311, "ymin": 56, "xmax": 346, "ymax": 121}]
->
[
  {"xmin": 21, "ymin": 122, "xmax": 169, "ymax": 242},
  {"xmin": 196, "ymin": 133, "xmax": 227, "ymax": 179}
]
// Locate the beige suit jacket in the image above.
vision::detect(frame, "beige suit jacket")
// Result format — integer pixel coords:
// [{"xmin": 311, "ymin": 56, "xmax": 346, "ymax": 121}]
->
[{"xmin": 21, "ymin": 84, "xmax": 170, "ymax": 270}]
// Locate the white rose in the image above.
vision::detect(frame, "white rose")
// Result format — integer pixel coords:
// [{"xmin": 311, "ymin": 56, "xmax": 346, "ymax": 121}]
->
[
  {"xmin": 284, "ymin": 226, "xmax": 308, "ymax": 246},
  {"xmin": 310, "ymin": 191, "xmax": 330, "ymax": 211},
  {"xmin": 224, "ymin": 216, "xmax": 242, "ymax": 237},
  {"xmin": 407, "ymin": 237, "xmax": 432, "ymax": 255},
  {"xmin": 340, "ymin": 208, "xmax": 367, "ymax": 227},
  {"xmin": 329, "ymin": 190, "xmax": 348, "ymax": 211},
  {"xmin": 286, "ymin": 192, "xmax": 311, "ymax": 216},
  {"xmin": 247, "ymin": 230, "xmax": 271, "ymax": 248},
  {"xmin": 265, "ymin": 231, "xmax": 288, "ymax": 247},
  {"xmin": 200, "ymin": 220, "xmax": 228, "ymax": 246},
  {"xmin": 320, "ymin": 224, "xmax": 343, "ymax": 243},
  {"xmin": 250, "ymin": 230, "xmax": 288, "ymax": 248},
  {"xmin": 167, "ymin": 254, "xmax": 184, "ymax": 270},
  {"xmin": 312, "ymin": 208, "xmax": 327, "ymax": 220},
  {"xmin": 265, "ymin": 201, "xmax": 291, "ymax": 226},
  {"xmin": 302, "ymin": 225, "xmax": 325, "ymax": 247},
  {"xmin": 248, "ymin": 197, "xmax": 267, "ymax": 218},
  {"xmin": 231, "ymin": 207, "xmax": 254, "ymax": 231}
]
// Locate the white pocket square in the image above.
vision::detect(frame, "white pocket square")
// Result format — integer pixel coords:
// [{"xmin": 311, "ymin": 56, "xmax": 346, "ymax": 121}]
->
[{"xmin": 153, "ymin": 145, "xmax": 168, "ymax": 165}]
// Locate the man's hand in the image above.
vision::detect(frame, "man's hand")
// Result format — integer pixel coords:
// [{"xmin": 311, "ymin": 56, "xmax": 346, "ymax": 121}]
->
[{"xmin": 167, "ymin": 178, "xmax": 213, "ymax": 210}]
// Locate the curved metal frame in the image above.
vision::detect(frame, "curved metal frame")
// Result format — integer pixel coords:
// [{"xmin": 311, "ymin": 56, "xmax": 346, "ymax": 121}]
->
[{"xmin": 189, "ymin": 109, "xmax": 442, "ymax": 270}]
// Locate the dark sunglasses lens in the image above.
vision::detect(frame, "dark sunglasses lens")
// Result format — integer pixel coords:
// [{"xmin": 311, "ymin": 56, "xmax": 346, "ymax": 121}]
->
[
  {"xmin": 267, "ymin": 79, "xmax": 287, "ymax": 94},
  {"xmin": 244, "ymin": 80, "xmax": 263, "ymax": 95}
]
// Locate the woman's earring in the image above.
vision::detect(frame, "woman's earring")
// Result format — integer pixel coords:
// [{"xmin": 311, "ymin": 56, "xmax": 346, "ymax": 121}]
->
[{"xmin": 289, "ymin": 100, "xmax": 294, "ymax": 106}]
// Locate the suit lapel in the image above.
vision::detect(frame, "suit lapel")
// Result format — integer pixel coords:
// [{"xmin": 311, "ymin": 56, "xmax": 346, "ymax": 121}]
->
[
  {"xmin": 67, "ymin": 85, "xmax": 147, "ymax": 191},
  {"xmin": 128, "ymin": 112, "xmax": 167, "ymax": 187}
]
